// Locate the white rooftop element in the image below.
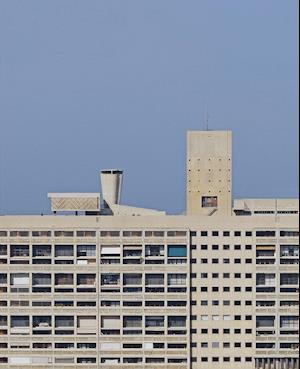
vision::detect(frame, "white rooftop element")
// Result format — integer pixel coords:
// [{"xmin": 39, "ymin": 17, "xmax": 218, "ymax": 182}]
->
[
  {"xmin": 47, "ymin": 193, "xmax": 100, "ymax": 212},
  {"xmin": 233, "ymin": 199, "xmax": 299, "ymax": 215},
  {"xmin": 109, "ymin": 204, "xmax": 166, "ymax": 216},
  {"xmin": 100, "ymin": 170, "xmax": 123, "ymax": 207}
]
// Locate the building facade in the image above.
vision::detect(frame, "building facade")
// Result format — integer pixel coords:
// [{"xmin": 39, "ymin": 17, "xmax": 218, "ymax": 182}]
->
[{"xmin": 0, "ymin": 131, "xmax": 299, "ymax": 369}]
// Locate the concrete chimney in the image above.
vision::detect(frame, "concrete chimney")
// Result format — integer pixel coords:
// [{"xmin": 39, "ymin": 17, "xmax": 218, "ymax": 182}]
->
[{"xmin": 100, "ymin": 170, "xmax": 123, "ymax": 207}]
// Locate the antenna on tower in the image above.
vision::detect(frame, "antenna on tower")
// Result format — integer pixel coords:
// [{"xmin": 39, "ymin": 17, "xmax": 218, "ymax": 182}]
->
[{"xmin": 204, "ymin": 104, "xmax": 210, "ymax": 131}]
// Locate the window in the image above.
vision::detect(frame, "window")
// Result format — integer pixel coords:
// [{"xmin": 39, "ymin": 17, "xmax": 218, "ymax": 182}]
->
[
  {"xmin": 10, "ymin": 231, "xmax": 29, "ymax": 237},
  {"xmin": 280, "ymin": 230, "xmax": 299, "ymax": 237},
  {"xmin": 168, "ymin": 245, "xmax": 187, "ymax": 257},
  {"xmin": 54, "ymin": 231, "xmax": 74, "ymax": 237},
  {"xmin": 146, "ymin": 274, "xmax": 164, "ymax": 285},
  {"xmin": 234, "ymin": 231, "xmax": 241, "ymax": 237},
  {"xmin": 212, "ymin": 231, "xmax": 219, "ymax": 236},
  {"xmin": 280, "ymin": 316, "xmax": 299, "ymax": 329},
  {"xmin": 55, "ymin": 245, "xmax": 73, "ymax": 257},
  {"xmin": 77, "ymin": 245, "xmax": 96, "ymax": 257},
  {"xmin": 256, "ymin": 231, "xmax": 276, "ymax": 237},
  {"xmin": 76, "ymin": 231, "xmax": 96, "ymax": 237},
  {"xmin": 201, "ymin": 245, "xmax": 208, "ymax": 250},
  {"xmin": 32, "ymin": 231, "xmax": 51, "ymax": 237},
  {"xmin": 280, "ymin": 245, "xmax": 299, "ymax": 257},
  {"xmin": 168, "ymin": 274, "xmax": 186, "ymax": 286},
  {"xmin": 223, "ymin": 231, "xmax": 230, "ymax": 237},
  {"xmin": 167, "ymin": 231, "xmax": 187, "ymax": 237},
  {"xmin": 100, "ymin": 231, "xmax": 120, "ymax": 237},
  {"xmin": 123, "ymin": 231, "xmax": 143, "ymax": 237},
  {"xmin": 202, "ymin": 196, "xmax": 218, "ymax": 208},
  {"xmin": 256, "ymin": 316, "xmax": 275, "ymax": 328},
  {"xmin": 145, "ymin": 231, "xmax": 165, "ymax": 237},
  {"xmin": 123, "ymin": 274, "xmax": 142, "ymax": 286}
]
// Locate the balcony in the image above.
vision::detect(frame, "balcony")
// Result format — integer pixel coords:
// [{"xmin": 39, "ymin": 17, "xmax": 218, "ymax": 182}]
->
[
  {"xmin": 10, "ymin": 273, "xmax": 30, "ymax": 293},
  {"xmin": 10, "ymin": 316, "xmax": 30, "ymax": 335},
  {"xmin": 77, "ymin": 316, "xmax": 97, "ymax": 335},
  {"xmin": 55, "ymin": 245, "xmax": 73, "ymax": 256},
  {"xmin": 145, "ymin": 245, "xmax": 164, "ymax": 257},
  {"xmin": 0, "ymin": 317, "xmax": 7, "ymax": 327},
  {"xmin": 101, "ymin": 316, "xmax": 120, "ymax": 336},
  {"xmin": 32, "ymin": 245, "xmax": 51, "ymax": 258},
  {"xmin": 100, "ymin": 246, "xmax": 121, "ymax": 263},
  {"xmin": 33, "ymin": 316, "xmax": 52, "ymax": 334},
  {"xmin": 256, "ymin": 246, "xmax": 276, "ymax": 265},
  {"xmin": 32, "ymin": 274, "xmax": 52, "ymax": 293},
  {"xmin": 10, "ymin": 246, "xmax": 29, "ymax": 264},
  {"xmin": 77, "ymin": 245, "xmax": 96, "ymax": 265},
  {"xmin": 55, "ymin": 316, "xmax": 74, "ymax": 335},
  {"xmin": 145, "ymin": 316, "xmax": 165, "ymax": 333},
  {"xmin": 280, "ymin": 274, "xmax": 299, "ymax": 286},
  {"xmin": 55, "ymin": 274, "xmax": 74, "ymax": 293},
  {"xmin": 123, "ymin": 316, "xmax": 142, "ymax": 335},
  {"xmin": 123, "ymin": 274, "xmax": 142, "ymax": 286},
  {"xmin": 101, "ymin": 274, "xmax": 120, "ymax": 293},
  {"xmin": 280, "ymin": 245, "xmax": 299, "ymax": 258},
  {"xmin": 77, "ymin": 274, "xmax": 96, "ymax": 292},
  {"xmin": 0, "ymin": 246, "xmax": 7, "ymax": 256},
  {"xmin": 256, "ymin": 316, "xmax": 276, "ymax": 336},
  {"xmin": 280, "ymin": 316, "xmax": 299, "ymax": 335},
  {"xmin": 256, "ymin": 274, "xmax": 276, "ymax": 293},
  {"xmin": 0, "ymin": 274, "xmax": 7, "ymax": 285},
  {"xmin": 145, "ymin": 274, "xmax": 164, "ymax": 293},
  {"xmin": 123, "ymin": 247, "xmax": 143, "ymax": 265}
]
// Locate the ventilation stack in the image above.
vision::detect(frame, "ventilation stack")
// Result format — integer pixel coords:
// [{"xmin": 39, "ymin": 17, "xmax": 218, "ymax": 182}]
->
[{"xmin": 100, "ymin": 170, "xmax": 123, "ymax": 209}]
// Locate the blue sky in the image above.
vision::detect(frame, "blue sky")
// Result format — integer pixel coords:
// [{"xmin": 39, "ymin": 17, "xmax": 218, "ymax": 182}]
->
[{"xmin": 0, "ymin": 0, "xmax": 298, "ymax": 214}]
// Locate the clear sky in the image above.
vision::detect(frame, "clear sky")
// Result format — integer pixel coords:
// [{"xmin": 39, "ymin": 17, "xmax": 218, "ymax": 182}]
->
[{"xmin": 0, "ymin": 0, "xmax": 299, "ymax": 215}]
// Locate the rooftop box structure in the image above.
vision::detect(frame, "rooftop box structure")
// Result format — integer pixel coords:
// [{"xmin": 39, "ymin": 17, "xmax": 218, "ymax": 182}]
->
[{"xmin": 47, "ymin": 193, "xmax": 100, "ymax": 213}]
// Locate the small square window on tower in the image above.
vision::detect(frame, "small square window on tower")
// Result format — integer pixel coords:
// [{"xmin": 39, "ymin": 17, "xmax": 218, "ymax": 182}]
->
[{"xmin": 202, "ymin": 196, "xmax": 218, "ymax": 208}]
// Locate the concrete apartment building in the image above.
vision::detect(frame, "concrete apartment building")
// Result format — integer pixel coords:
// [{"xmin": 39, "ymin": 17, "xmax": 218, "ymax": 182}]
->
[{"xmin": 0, "ymin": 131, "xmax": 299, "ymax": 369}]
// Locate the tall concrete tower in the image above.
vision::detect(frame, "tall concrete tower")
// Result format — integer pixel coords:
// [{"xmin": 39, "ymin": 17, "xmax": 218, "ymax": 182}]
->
[{"xmin": 187, "ymin": 131, "xmax": 232, "ymax": 215}]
